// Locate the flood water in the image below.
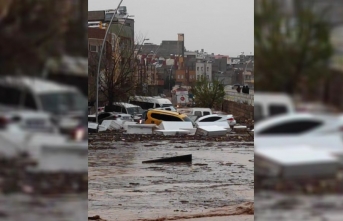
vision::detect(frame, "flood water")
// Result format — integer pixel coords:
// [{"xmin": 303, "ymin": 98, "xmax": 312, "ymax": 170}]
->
[
  {"xmin": 0, "ymin": 194, "xmax": 87, "ymax": 221},
  {"xmin": 89, "ymin": 139, "xmax": 254, "ymax": 221},
  {"xmin": 255, "ymin": 192, "xmax": 343, "ymax": 221}
]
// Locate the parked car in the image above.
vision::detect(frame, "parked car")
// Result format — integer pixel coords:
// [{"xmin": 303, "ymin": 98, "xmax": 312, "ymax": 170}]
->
[
  {"xmin": 154, "ymin": 107, "xmax": 177, "ymax": 112},
  {"xmin": 0, "ymin": 110, "xmax": 58, "ymax": 134},
  {"xmin": 142, "ymin": 109, "xmax": 193, "ymax": 126},
  {"xmin": 254, "ymin": 92, "xmax": 295, "ymax": 123},
  {"xmin": 88, "ymin": 112, "xmax": 133, "ymax": 125},
  {"xmin": 128, "ymin": 96, "xmax": 175, "ymax": 110},
  {"xmin": 70, "ymin": 114, "xmax": 88, "ymax": 141},
  {"xmin": 255, "ymin": 113, "xmax": 343, "ymax": 149},
  {"xmin": 195, "ymin": 114, "xmax": 236, "ymax": 127},
  {"xmin": 0, "ymin": 76, "xmax": 87, "ymax": 134},
  {"xmin": 189, "ymin": 108, "xmax": 212, "ymax": 117},
  {"xmin": 105, "ymin": 103, "xmax": 144, "ymax": 116}
]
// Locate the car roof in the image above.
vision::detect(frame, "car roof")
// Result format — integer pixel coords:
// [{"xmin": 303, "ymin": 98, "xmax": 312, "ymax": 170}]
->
[
  {"xmin": 0, "ymin": 76, "xmax": 78, "ymax": 94},
  {"xmin": 130, "ymin": 96, "xmax": 172, "ymax": 104},
  {"xmin": 112, "ymin": 102, "xmax": 141, "ymax": 108},
  {"xmin": 148, "ymin": 109, "xmax": 186, "ymax": 116},
  {"xmin": 2, "ymin": 110, "xmax": 51, "ymax": 118},
  {"xmin": 192, "ymin": 108, "xmax": 212, "ymax": 111}
]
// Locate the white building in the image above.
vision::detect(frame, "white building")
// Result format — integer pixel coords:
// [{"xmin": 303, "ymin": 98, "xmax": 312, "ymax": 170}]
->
[
  {"xmin": 195, "ymin": 49, "xmax": 212, "ymax": 81},
  {"xmin": 195, "ymin": 61, "xmax": 212, "ymax": 81}
]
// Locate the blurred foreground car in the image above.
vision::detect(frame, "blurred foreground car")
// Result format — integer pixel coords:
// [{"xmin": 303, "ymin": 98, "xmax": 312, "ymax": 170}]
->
[
  {"xmin": 255, "ymin": 113, "xmax": 343, "ymax": 148},
  {"xmin": 195, "ymin": 114, "xmax": 236, "ymax": 127},
  {"xmin": 0, "ymin": 76, "xmax": 87, "ymax": 134},
  {"xmin": 0, "ymin": 110, "xmax": 58, "ymax": 133},
  {"xmin": 254, "ymin": 92, "xmax": 295, "ymax": 123}
]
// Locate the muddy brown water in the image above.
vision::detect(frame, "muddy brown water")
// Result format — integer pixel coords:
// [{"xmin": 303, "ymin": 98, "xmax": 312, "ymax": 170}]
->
[
  {"xmin": 0, "ymin": 194, "xmax": 87, "ymax": 221},
  {"xmin": 89, "ymin": 139, "xmax": 254, "ymax": 221}
]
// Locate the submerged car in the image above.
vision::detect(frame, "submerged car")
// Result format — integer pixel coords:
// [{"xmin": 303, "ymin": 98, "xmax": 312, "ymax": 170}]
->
[
  {"xmin": 142, "ymin": 109, "xmax": 193, "ymax": 126},
  {"xmin": 255, "ymin": 113, "xmax": 343, "ymax": 149},
  {"xmin": 195, "ymin": 114, "xmax": 236, "ymax": 127}
]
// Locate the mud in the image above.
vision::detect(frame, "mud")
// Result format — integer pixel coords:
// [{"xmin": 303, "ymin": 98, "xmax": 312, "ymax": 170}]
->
[
  {"xmin": 88, "ymin": 131, "xmax": 253, "ymax": 146},
  {"xmin": 0, "ymin": 151, "xmax": 87, "ymax": 220},
  {"xmin": 88, "ymin": 135, "xmax": 254, "ymax": 221},
  {"xmin": 0, "ymin": 194, "xmax": 87, "ymax": 221},
  {"xmin": 255, "ymin": 191, "xmax": 343, "ymax": 221}
]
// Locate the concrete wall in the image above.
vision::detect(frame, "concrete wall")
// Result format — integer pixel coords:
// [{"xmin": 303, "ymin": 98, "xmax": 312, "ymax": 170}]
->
[{"xmin": 222, "ymin": 100, "xmax": 254, "ymax": 122}]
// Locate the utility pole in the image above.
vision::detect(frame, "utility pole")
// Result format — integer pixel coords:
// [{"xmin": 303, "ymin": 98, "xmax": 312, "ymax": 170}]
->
[{"xmin": 95, "ymin": 0, "xmax": 123, "ymax": 124}]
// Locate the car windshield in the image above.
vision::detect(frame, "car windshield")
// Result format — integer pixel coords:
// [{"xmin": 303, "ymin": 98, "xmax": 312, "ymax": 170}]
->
[
  {"xmin": 127, "ymin": 107, "xmax": 144, "ymax": 115},
  {"xmin": 39, "ymin": 91, "xmax": 87, "ymax": 114},
  {"xmin": 162, "ymin": 104, "xmax": 172, "ymax": 107}
]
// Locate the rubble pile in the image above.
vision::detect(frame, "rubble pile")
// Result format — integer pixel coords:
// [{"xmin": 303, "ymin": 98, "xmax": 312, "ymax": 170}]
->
[{"xmin": 88, "ymin": 131, "xmax": 254, "ymax": 148}]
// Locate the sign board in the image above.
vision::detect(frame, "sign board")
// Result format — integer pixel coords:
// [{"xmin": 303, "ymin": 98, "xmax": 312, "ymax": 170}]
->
[
  {"xmin": 177, "ymin": 94, "xmax": 189, "ymax": 103},
  {"xmin": 176, "ymin": 90, "xmax": 188, "ymax": 96}
]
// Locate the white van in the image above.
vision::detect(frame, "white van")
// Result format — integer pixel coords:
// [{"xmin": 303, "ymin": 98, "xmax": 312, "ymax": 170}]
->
[
  {"xmin": 128, "ymin": 96, "xmax": 175, "ymax": 110},
  {"xmin": 254, "ymin": 92, "xmax": 295, "ymax": 122},
  {"xmin": 0, "ymin": 76, "xmax": 87, "ymax": 133}
]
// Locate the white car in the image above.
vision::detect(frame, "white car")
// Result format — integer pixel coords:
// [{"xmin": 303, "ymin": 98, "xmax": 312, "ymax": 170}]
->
[
  {"xmin": 255, "ymin": 113, "xmax": 343, "ymax": 149},
  {"xmin": 0, "ymin": 110, "xmax": 58, "ymax": 134},
  {"xmin": 195, "ymin": 114, "xmax": 236, "ymax": 127}
]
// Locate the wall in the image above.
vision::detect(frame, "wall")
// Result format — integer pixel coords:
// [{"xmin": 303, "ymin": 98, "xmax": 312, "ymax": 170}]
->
[{"xmin": 222, "ymin": 100, "xmax": 254, "ymax": 122}]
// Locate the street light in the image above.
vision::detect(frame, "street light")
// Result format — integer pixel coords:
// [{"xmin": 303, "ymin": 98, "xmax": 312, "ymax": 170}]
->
[
  {"xmin": 95, "ymin": 0, "xmax": 123, "ymax": 124},
  {"xmin": 138, "ymin": 38, "xmax": 149, "ymax": 53}
]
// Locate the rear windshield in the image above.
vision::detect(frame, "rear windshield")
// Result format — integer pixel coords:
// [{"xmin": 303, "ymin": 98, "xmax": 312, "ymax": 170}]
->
[
  {"xmin": 127, "ymin": 107, "xmax": 144, "ymax": 115},
  {"xmin": 162, "ymin": 104, "xmax": 172, "ymax": 107}
]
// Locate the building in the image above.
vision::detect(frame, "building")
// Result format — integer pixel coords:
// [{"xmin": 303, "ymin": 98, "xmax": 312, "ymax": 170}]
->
[
  {"xmin": 195, "ymin": 49, "xmax": 213, "ymax": 81},
  {"xmin": 88, "ymin": 7, "xmax": 136, "ymax": 104}
]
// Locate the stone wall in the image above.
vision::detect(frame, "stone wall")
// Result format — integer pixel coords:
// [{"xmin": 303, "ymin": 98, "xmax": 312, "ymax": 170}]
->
[{"xmin": 222, "ymin": 100, "xmax": 254, "ymax": 123}]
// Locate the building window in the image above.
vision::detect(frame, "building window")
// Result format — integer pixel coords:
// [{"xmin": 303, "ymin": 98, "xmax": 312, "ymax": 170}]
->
[
  {"xmin": 197, "ymin": 75, "xmax": 199, "ymax": 80},
  {"xmin": 181, "ymin": 75, "xmax": 184, "ymax": 79},
  {"xmin": 197, "ymin": 67, "xmax": 199, "ymax": 71},
  {"xmin": 207, "ymin": 75, "xmax": 209, "ymax": 79},
  {"xmin": 90, "ymin": 45, "xmax": 97, "ymax": 52},
  {"xmin": 207, "ymin": 67, "xmax": 209, "ymax": 71},
  {"xmin": 201, "ymin": 67, "xmax": 203, "ymax": 71},
  {"xmin": 177, "ymin": 75, "xmax": 180, "ymax": 79}
]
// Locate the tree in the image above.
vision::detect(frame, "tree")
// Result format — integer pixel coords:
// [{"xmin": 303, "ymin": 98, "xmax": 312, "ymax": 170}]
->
[
  {"xmin": 0, "ymin": 0, "xmax": 72, "ymax": 75},
  {"xmin": 88, "ymin": 35, "xmax": 148, "ymax": 105},
  {"xmin": 255, "ymin": 0, "xmax": 333, "ymax": 94},
  {"xmin": 192, "ymin": 77, "xmax": 225, "ymax": 109}
]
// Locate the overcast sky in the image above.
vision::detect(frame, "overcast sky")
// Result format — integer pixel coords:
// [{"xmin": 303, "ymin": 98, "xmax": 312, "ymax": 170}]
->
[{"xmin": 88, "ymin": 0, "xmax": 254, "ymax": 57}]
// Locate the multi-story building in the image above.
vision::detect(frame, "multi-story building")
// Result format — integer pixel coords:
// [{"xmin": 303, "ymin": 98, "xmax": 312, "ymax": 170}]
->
[{"xmin": 195, "ymin": 49, "xmax": 212, "ymax": 81}]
